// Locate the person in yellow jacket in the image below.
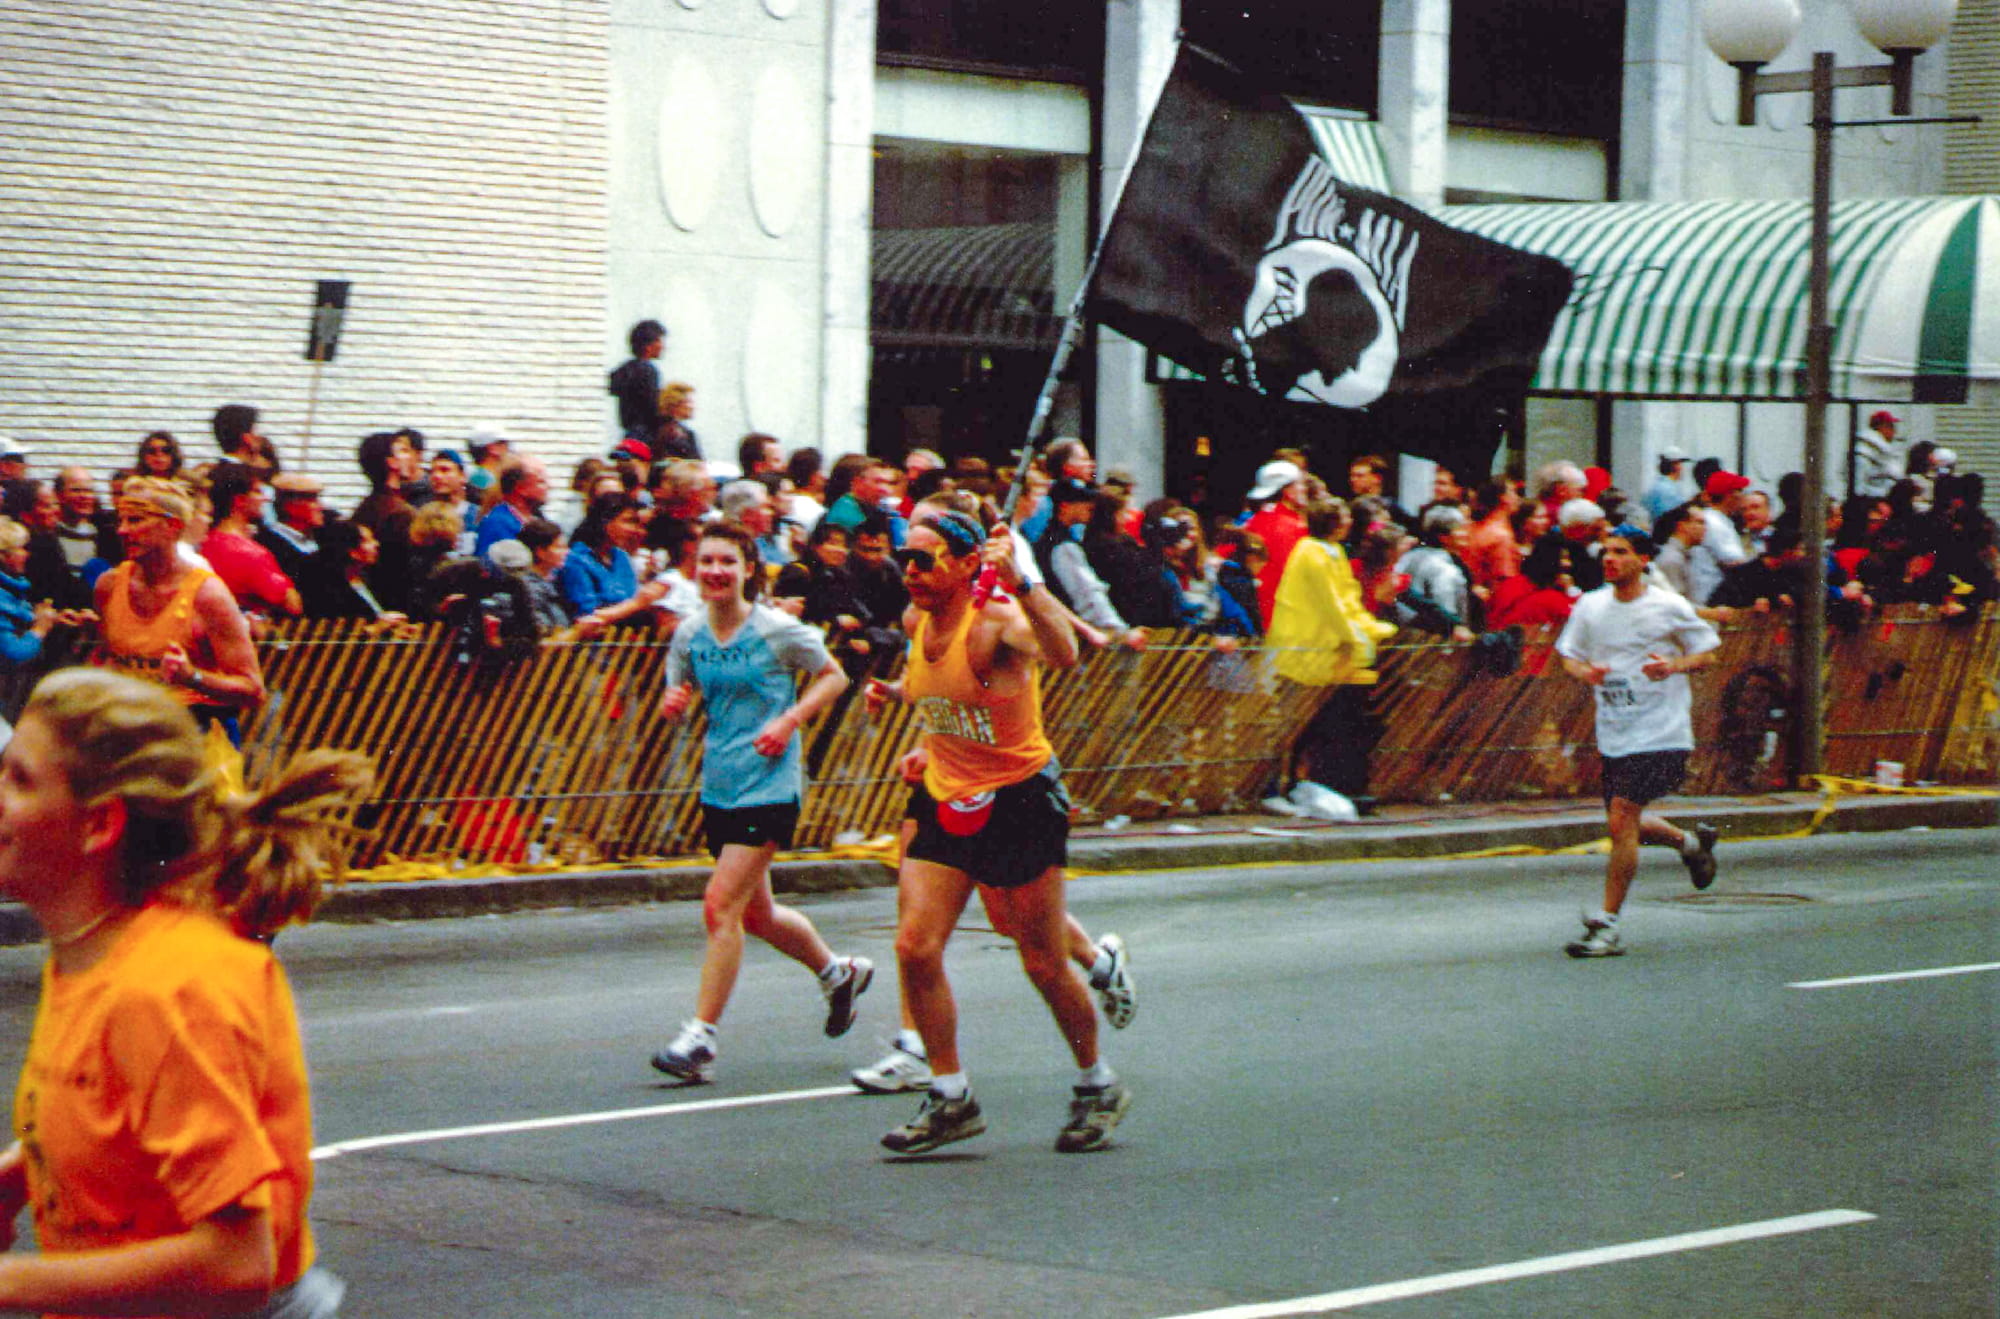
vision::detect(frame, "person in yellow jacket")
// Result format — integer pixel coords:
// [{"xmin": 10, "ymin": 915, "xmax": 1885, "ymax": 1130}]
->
[{"xmin": 1264, "ymin": 498, "xmax": 1396, "ymax": 812}]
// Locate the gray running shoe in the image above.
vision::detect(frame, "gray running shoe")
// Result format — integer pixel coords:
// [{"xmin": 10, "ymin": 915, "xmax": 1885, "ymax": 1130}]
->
[
  {"xmin": 821, "ymin": 956, "xmax": 874, "ymax": 1038},
  {"xmin": 851, "ymin": 1040, "xmax": 932, "ymax": 1094},
  {"xmin": 1056, "ymin": 1080, "xmax": 1133, "ymax": 1153},
  {"xmin": 1564, "ymin": 913, "xmax": 1625, "ymax": 959},
  {"xmin": 650, "ymin": 1020, "xmax": 716, "ymax": 1083},
  {"xmin": 1090, "ymin": 934, "xmax": 1137, "ymax": 1029},
  {"xmin": 882, "ymin": 1090, "xmax": 987, "ymax": 1155},
  {"xmin": 1681, "ymin": 822, "xmax": 1720, "ymax": 891}
]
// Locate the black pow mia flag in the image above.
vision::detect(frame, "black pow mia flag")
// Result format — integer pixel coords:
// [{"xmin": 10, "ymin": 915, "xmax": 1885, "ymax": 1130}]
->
[{"xmin": 1087, "ymin": 44, "xmax": 1572, "ymax": 411}]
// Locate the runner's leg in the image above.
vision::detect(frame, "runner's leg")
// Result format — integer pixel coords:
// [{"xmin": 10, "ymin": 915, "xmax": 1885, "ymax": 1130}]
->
[
  {"xmin": 896, "ymin": 857, "xmax": 977, "ymax": 1077},
  {"xmin": 695, "ymin": 842, "xmax": 833, "ymax": 1023},
  {"xmin": 1603, "ymin": 796, "xmax": 1644, "ymax": 916},
  {"xmin": 980, "ymin": 865, "xmax": 1099, "ymax": 1068}
]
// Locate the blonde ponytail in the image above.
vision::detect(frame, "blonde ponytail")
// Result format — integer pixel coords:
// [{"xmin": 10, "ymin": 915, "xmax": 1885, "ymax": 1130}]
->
[{"xmin": 24, "ymin": 669, "xmax": 375, "ymax": 938}]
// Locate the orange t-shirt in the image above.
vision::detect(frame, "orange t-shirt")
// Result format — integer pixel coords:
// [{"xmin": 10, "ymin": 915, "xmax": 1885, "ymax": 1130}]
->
[
  {"xmin": 904, "ymin": 608, "xmax": 1053, "ymax": 800},
  {"xmin": 14, "ymin": 904, "xmax": 317, "ymax": 1315}
]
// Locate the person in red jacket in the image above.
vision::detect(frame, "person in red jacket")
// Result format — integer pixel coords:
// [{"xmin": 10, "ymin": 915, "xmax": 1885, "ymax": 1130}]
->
[{"xmin": 1243, "ymin": 459, "xmax": 1310, "ymax": 627}]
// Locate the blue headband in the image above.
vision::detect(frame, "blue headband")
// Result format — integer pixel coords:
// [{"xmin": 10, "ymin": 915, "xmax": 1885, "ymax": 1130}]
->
[{"xmin": 930, "ymin": 511, "xmax": 985, "ymax": 556}]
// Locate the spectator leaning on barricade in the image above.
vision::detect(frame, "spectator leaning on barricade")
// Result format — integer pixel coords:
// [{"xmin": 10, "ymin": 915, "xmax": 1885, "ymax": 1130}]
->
[
  {"xmin": 475, "ymin": 453, "xmax": 550, "ymax": 560},
  {"xmin": 406, "ymin": 501, "xmax": 471, "ymax": 623},
  {"xmin": 93, "ymin": 476, "xmax": 265, "ymax": 726},
  {"xmin": 1485, "ymin": 534, "xmax": 1576, "ymax": 631},
  {"xmin": 823, "ymin": 455, "xmax": 903, "ymax": 543},
  {"xmin": 846, "ymin": 512, "xmax": 908, "ymax": 626},
  {"xmin": 562, "ymin": 491, "xmax": 665, "ymax": 636},
  {"xmin": 1736, "ymin": 488, "xmax": 1774, "ymax": 557},
  {"xmin": 1206, "ymin": 526, "xmax": 1266, "ymax": 639},
  {"xmin": 201, "ymin": 462, "xmax": 301, "ymax": 622},
  {"xmin": 1555, "ymin": 497, "xmax": 1609, "ymax": 593},
  {"xmin": 307, "ymin": 520, "xmax": 403, "ymax": 625},
  {"xmin": 3, "ymin": 478, "xmax": 90, "ymax": 612},
  {"xmin": 1087, "ymin": 495, "xmax": 1187, "ymax": 629},
  {"xmin": 1687, "ymin": 469, "xmax": 1752, "ymax": 604},
  {"xmin": 1394, "ymin": 504, "xmax": 1483, "ymax": 640},
  {"xmin": 1264, "ymin": 497, "xmax": 1396, "ymax": 817},
  {"xmin": 773, "ymin": 518, "xmax": 880, "ymax": 680},
  {"xmin": 509, "ymin": 517, "xmax": 573, "ymax": 635},
  {"xmin": 1035, "ymin": 479, "xmax": 1145, "ymax": 651},
  {"xmin": 0, "ymin": 515, "xmax": 64, "ymax": 726},
  {"xmin": 1649, "ymin": 504, "xmax": 1705, "ymax": 602}
]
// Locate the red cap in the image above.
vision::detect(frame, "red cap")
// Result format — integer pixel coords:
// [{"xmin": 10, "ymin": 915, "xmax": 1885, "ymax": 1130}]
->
[
  {"xmin": 1869, "ymin": 409, "xmax": 1898, "ymax": 428},
  {"xmin": 1583, "ymin": 466, "xmax": 1613, "ymax": 499},
  {"xmin": 1704, "ymin": 470, "xmax": 1751, "ymax": 500}
]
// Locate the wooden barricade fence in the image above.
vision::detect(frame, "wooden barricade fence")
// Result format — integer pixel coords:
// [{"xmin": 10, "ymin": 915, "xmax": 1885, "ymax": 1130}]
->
[{"xmin": 238, "ymin": 605, "xmax": 1999, "ymax": 870}]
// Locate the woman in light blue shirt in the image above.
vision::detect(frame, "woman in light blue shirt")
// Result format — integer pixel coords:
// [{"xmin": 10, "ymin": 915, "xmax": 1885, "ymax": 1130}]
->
[{"xmin": 649, "ymin": 522, "xmax": 871, "ymax": 1083}]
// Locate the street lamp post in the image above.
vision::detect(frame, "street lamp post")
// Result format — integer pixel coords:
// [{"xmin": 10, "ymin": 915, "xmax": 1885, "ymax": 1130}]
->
[{"xmin": 1699, "ymin": 0, "xmax": 1957, "ymax": 781}]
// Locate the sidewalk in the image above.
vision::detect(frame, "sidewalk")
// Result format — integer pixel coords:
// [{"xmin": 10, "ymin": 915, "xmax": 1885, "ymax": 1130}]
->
[{"xmin": 1, "ymin": 788, "xmax": 1988, "ymax": 945}]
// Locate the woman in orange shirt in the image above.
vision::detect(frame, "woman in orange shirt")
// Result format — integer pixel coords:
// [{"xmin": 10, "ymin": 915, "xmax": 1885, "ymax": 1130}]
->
[{"xmin": 0, "ymin": 668, "xmax": 370, "ymax": 1317}]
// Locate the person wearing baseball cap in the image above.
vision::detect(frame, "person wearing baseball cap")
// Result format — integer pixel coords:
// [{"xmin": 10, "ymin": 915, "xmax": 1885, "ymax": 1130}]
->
[
  {"xmin": 1643, "ymin": 445, "xmax": 1693, "ymax": 524},
  {"xmin": 0, "ymin": 437, "xmax": 28, "ymax": 479},
  {"xmin": 1244, "ymin": 459, "xmax": 1311, "ymax": 627},
  {"xmin": 1687, "ymin": 470, "xmax": 1751, "ymax": 604}
]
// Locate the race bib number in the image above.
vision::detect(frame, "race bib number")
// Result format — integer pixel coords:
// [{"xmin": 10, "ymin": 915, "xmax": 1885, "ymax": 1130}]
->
[{"xmin": 1596, "ymin": 674, "xmax": 1663, "ymax": 726}]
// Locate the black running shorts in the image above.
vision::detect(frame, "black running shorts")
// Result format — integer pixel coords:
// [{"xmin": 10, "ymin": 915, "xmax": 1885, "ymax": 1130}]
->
[
  {"xmin": 702, "ymin": 800, "xmax": 800, "ymax": 855},
  {"xmin": 905, "ymin": 761, "xmax": 1071, "ymax": 890},
  {"xmin": 1600, "ymin": 749, "xmax": 1690, "ymax": 807}
]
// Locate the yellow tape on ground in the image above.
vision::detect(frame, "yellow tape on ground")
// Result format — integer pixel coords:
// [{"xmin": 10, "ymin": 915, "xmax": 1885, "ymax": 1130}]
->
[{"xmin": 344, "ymin": 834, "xmax": 903, "ymax": 885}]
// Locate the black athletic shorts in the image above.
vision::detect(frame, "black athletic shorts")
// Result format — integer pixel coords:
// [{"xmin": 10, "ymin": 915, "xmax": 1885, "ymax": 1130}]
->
[
  {"xmin": 702, "ymin": 800, "xmax": 800, "ymax": 855},
  {"xmin": 1600, "ymin": 749, "xmax": 1690, "ymax": 807},
  {"xmin": 904, "ymin": 760, "xmax": 1071, "ymax": 890}
]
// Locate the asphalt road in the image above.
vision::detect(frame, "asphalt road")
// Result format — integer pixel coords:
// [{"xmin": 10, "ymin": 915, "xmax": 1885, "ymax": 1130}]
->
[{"xmin": 0, "ymin": 829, "xmax": 1992, "ymax": 1317}]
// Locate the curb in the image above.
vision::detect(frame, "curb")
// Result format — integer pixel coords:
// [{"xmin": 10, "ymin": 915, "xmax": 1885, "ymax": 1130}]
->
[{"xmin": 1, "ymin": 793, "xmax": 1990, "ymax": 944}]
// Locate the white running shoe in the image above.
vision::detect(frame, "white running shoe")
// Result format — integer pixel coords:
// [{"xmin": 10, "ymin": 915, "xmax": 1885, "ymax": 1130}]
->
[
  {"xmin": 821, "ymin": 956, "xmax": 874, "ymax": 1038},
  {"xmin": 650, "ymin": 1020, "xmax": 717, "ymax": 1083},
  {"xmin": 1564, "ymin": 912, "xmax": 1625, "ymax": 959},
  {"xmin": 851, "ymin": 1040, "xmax": 932, "ymax": 1094},
  {"xmin": 1091, "ymin": 934, "xmax": 1137, "ymax": 1029}
]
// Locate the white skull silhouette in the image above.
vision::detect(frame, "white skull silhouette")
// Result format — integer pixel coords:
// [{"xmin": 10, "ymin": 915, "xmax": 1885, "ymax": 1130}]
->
[{"xmin": 1239, "ymin": 237, "xmax": 1399, "ymax": 408}]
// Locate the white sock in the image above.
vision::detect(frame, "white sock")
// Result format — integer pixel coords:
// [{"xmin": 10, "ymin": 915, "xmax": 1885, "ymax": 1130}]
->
[
  {"xmin": 895, "ymin": 1029, "xmax": 926, "ymax": 1057},
  {"xmin": 1679, "ymin": 831, "xmax": 1702, "ymax": 856},
  {"xmin": 930, "ymin": 1070, "xmax": 969, "ymax": 1100},
  {"xmin": 817, "ymin": 957, "xmax": 845, "ymax": 985},
  {"xmin": 1087, "ymin": 948, "xmax": 1114, "ymax": 986},
  {"xmin": 1589, "ymin": 909, "xmax": 1618, "ymax": 927},
  {"xmin": 1078, "ymin": 1060, "xmax": 1116, "ymax": 1090},
  {"xmin": 689, "ymin": 1018, "xmax": 718, "ymax": 1040}
]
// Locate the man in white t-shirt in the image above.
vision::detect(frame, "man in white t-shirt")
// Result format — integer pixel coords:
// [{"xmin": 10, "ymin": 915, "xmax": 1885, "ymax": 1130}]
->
[
  {"xmin": 1554, "ymin": 530, "xmax": 1724, "ymax": 958},
  {"xmin": 1687, "ymin": 469, "xmax": 1751, "ymax": 604}
]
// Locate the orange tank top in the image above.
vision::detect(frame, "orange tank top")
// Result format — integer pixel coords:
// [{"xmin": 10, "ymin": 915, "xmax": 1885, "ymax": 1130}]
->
[
  {"xmin": 94, "ymin": 560, "xmax": 215, "ymax": 704},
  {"xmin": 905, "ymin": 607, "xmax": 1053, "ymax": 800}
]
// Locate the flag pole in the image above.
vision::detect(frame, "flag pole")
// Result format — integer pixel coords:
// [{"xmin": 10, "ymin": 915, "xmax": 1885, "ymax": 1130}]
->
[{"xmin": 994, "ymin": 37, "xmax": 1186, "ymax": 522}]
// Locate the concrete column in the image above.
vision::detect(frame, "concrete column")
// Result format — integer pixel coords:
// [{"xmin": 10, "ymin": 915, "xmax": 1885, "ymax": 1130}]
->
[
  {"xmin": 1378, "ymin": 0, "xmax": 1449, "ymax": 212},
  {"xmin": 1092, "ymin": 0, "xmax": 1178, "ymax": 501},
  {"xmin": 1611, "ymin": 0, "xmax": 1692, "ymax": 493},
  {"xmin": 821, "ymin": 0, "xmax": 876, "ymax": 459}
]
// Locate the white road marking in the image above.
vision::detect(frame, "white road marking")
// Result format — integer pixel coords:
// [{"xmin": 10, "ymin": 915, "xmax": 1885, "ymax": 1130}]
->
[
  {"xmin": 1789, "ymin": 961, "xmax": 2000, "ymax": 990},
  {"xmin": 1153, "ymin": 1210, "xmax": 1876, "ymax": 1318},
  {"xmin": 311, "ymin": 1085, "xmax": 854, "ymax": 1160}
]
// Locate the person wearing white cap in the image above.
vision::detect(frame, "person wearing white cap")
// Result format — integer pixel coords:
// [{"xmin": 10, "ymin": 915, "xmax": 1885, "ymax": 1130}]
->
[
  {"xmin": 1243, "ymin": 459, "xmax": 1310, "ymax": 627},
  {"xmin": 465, "ymin": 421, "xmax": 513, "ymax": 501},
  {"xmin": 1642, "ymin": 446, "xmax": 1693, "ymax": 525},
  {"xmin": 0, "ymin": 438, "xmax": 27, "ymax": 480}
]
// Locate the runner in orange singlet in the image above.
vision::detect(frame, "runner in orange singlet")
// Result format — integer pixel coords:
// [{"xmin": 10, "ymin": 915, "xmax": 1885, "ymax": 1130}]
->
[
  {"xmin": 93, "ymin": 478, "xmax": 264, "ymax": 725},
  {"xmin": 864, "ymin": 510, "xmax": 1132, "ymax": 1155}
]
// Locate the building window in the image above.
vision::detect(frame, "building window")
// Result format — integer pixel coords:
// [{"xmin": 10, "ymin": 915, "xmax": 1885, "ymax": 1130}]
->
[
  {"xmin": 1179, "ymin": 0, "xmax": 1381, "ymax": 111},
  {"xmin": 870, "ymin": 137, "xmax": 1088, "ymax": 462},
  {"xmin": 878, "ymin": 0, "xmax": 1101, "ymax": 82},
  {"xmin": 1449, "ymin": 0, "xmax": 1624, "ymax": 139}
]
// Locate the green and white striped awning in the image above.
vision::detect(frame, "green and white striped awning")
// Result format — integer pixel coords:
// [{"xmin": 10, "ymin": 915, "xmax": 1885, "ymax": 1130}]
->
[
  {"xmin": 1443, "ymin": 195, "xmax": 2000, "ymax": 402},
  {"xmin": 1297, "ymin": 108, "xmax": 1393, "ymax": 194}
]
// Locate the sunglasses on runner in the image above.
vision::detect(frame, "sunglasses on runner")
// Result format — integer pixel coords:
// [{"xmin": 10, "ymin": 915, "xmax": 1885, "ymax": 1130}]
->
[{"xmin": 893, "ymin": 547, "xmax": 938, "ymax": 573}]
